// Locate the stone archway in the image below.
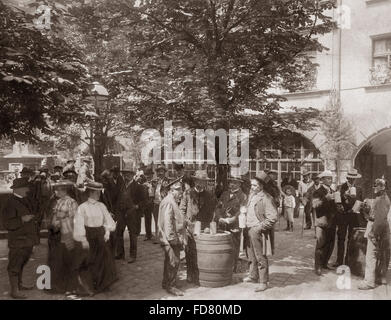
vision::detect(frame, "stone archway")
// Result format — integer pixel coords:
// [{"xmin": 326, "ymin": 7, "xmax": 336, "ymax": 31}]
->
[{"xmin": 353, "ymin": 127, "xmax": 391, "ymax": 198}]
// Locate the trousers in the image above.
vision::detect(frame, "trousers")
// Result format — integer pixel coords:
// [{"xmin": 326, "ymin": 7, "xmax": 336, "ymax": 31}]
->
[
  {"xmin": 185, "ymin": 233, "xmax": 199, "ymax": 284},
  {"xmin": 315, "ymin": 225, "xmax": 336, "ymax": 269},
  {"xmin": 8, "ymin": 246, "xmax": 33, "ymax": 278},
  {"xmin": 304, "ymin": 201, "xmax": 312, "ymax": 228},
  {"xmin": 162, "ymin": 243, "xmax": 181, "ymax": 289},
  {"xmin": 335, "ymin": 212, "xmax": 358, "ymax": 265},
  {"xmin": 245, "ymin": 226, "xmax": 269, "ymax": 284},
  {"xmin": 143, "ymin": 199, "xmax": 154, "ymax": 239},
  {"xmin": 115, "ymin": 209, "xmax": 138, "ymax": 259},
  {"xmin": 363, "ymin": 234, "xmax": 390, "ymax": 286}
]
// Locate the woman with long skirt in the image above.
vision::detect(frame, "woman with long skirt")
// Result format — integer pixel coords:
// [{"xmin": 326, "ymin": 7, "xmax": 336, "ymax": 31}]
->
[
  {"xmin": 73, "ymin": 181, "xmax": 117, "ymax": 295},
  {"xmin": 47, "ymin": 180, "xmax": 79, "ymax": 297}
]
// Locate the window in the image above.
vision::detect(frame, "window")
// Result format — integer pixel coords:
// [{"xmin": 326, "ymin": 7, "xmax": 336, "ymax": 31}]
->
[{"xmin": 370, "ymin": 36, "xmax": 391, "ymax": 85}]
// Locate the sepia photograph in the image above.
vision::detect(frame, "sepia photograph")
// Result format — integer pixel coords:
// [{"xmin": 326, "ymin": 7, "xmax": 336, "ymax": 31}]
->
[{"xmin": 0, "ymin": 0, "xmax": 390, "ymax": 308}]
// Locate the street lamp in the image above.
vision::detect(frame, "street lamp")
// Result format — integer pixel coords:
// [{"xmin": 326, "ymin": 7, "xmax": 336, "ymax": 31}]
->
[{"xmin": 85, "ymin": 81, "xmax": 109, "ymax": 177}]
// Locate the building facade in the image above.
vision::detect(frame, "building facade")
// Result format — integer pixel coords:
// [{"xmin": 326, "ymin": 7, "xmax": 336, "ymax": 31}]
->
[{"xmin": 277, "ymin": 0, "xmax": 391, "ymax": 196}]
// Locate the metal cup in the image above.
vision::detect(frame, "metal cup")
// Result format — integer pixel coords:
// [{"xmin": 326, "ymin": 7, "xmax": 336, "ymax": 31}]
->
[
  {"xmin": 352, "ymin": 200, "xmax": 363, "ymax": 213},
  {"xmin": 210, "ymin": 222, "xmax": 217, "ymax": 235},
  {"xmin": 334, "ymin": 191, "xmax": 342, "ymax": 203},
  {"xmin": 239, "ymin": 213, "xmax": 247, "ymax": 229},
  {"xmin": 194, "ymin": 221, "xmax": 201, "ymax": 236}
]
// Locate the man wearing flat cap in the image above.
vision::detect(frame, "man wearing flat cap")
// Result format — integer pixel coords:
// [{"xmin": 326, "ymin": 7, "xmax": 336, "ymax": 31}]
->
[
  {"xmin": 3, "ymin": 178, "xmax": 39, "ymax": 299},
  {"xmin": 312, "ymin": 170, "xmax": 339, "ymax": 276},
  {"xmin": 158, "ymin": 178, "xmax": 185, "ymax": 296}
]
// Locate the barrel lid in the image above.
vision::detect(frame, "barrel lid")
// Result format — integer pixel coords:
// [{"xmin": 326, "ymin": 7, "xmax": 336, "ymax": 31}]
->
[{"xmin": 196, "ymin": 231, "xmax": 232, "ymax": 241}]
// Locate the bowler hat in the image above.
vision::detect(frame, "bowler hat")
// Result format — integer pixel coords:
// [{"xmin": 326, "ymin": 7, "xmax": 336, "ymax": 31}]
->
[
  {"xmin": 192, "ymin": 170, "xmax": 212, "ymax": 181},
  {"xmin": 155, "ymin": 164, "xmax": 167, "ymax": 172},
  {"xmin": 54, "ymin": 165, "xmax": 63, "ymax": 171},
  {"xmin": 11, "ymin": 178, "xmax": 30, "ymax": 189},
  {"xmin": 21, "ymin": 167, "xmax": 33, "ymax": 174}
]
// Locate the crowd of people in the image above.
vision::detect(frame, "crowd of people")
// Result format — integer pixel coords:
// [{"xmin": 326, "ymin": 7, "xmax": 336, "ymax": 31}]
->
[{"xmin": 2, "ymin": 159, "xmax": 390, "ymax": 299}]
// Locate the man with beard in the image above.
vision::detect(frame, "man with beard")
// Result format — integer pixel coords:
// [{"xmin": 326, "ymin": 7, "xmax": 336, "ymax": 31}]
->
[
  {"xmin": 158, "ymin": 178, "xmax": 185, "ymax": 296},
  {"xmin": 152, "ymin": 165, "xmax": 170, "ymax": 244},
  {"xmin": 192, "ymin": 170, "xmax": 217, "ymax": 230}
]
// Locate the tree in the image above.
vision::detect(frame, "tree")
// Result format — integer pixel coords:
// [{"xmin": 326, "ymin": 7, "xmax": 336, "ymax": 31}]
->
[
  {"xmin": 0, "ymin": 0, "xmax": 89, "ymax": 142},
  {"xmin": 78, "ymin": 0, "xmax": 335, "ymax": 189},
  {"xmin": 319, "ymin": 89, "xmax": 356, "ymax": 183}
]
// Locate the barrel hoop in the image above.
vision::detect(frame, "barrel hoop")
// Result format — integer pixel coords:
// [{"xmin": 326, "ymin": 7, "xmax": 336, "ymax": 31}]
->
[
  {"xmin": 198, "ymin": 268, "xmax": 232, "ymax": 274},
  {"xmin": 197, "ymin": 249, "xmax": 233, "ymax": 254}
]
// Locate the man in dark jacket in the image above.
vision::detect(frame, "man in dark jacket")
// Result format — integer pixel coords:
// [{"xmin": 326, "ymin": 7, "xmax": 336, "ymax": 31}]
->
[
  {"xmin": 192, "ymin": 170, "xmax": 217, "ymax": 229},
  {"xmin": 312, "ymin": 170, "xmax": 340, "ymax": 276},
  {"xmin": 115, "ymin": 171, "xmax": 145, "ymax": 263},
  {"xmin": 332, "ymin": 169, "xmax": 363, "ymax": 268},
  {"xmin": 215, "ymin": 175, "xmax": 247, "ymax": 273},
  {"xmin": 3, "ymin": 178, "xmax": 39, "ymax": 299}
]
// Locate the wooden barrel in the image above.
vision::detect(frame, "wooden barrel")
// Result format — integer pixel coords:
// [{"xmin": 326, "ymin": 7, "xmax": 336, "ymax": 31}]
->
[
  {"xmin": 195, "ymin": 231, "xmax": 233, "ymax": 288},
  {"xmin": 347, "ymin": 227, "xmax": 367, "ymax": 277}
]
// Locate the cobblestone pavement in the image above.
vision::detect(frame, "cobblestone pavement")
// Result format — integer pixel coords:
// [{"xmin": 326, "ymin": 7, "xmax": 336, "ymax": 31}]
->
[{"xmin": 1, "ymin": 216, "xmax": 391, "ymax": 300}]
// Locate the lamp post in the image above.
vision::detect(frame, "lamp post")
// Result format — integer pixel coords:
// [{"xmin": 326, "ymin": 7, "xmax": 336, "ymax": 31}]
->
[{"xmin": 85, "ymin": 81, "xmax": 109, "ymax": 178}]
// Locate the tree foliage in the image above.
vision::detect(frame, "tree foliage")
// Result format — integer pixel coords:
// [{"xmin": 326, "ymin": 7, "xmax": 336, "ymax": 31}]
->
[{"xmin": 0, "ymin": 0, "xmax": 89, "ymax": 142}]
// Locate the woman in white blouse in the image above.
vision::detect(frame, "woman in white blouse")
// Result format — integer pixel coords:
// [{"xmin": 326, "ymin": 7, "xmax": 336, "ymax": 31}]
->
[{"xmin": 73, "ymin": 181, "xmax": 117, "ymax": 295}]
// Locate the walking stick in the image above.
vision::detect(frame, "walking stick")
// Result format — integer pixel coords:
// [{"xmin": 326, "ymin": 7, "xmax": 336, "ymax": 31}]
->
[{"xmin": 301, "ymin": 200, "xmax": 305, "ymax": 238}]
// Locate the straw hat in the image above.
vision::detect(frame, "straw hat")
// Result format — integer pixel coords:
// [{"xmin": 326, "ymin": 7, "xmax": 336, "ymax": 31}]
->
[
  {"xmin": 346, "ymin": 168, "xmax": 362, "ymax": 179},
  {"xmin": 52, "ymin": 180, "xmax": 74, "ymax": 188},
  {"xmin": 85, "ymin": 181, "xmax": 104, "ymax": 191},
  {"xmin": 302, "ymin": 169, "xmax": 311, "ymax": 177},
  {"xmin": 318, "ymin": 170, "xmax": 333, "ymax": 179}
]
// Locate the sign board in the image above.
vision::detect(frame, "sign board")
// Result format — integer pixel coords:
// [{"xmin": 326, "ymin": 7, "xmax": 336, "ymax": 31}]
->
[{"xmin": 9, "ymin": 163, "xmax": 23, "ymax": 175}]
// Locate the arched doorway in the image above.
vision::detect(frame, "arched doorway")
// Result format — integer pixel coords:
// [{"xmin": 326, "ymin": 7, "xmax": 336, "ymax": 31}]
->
[{"xmin": 354, "ymin": 128, "xmax": 391, "ymax": 198}]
